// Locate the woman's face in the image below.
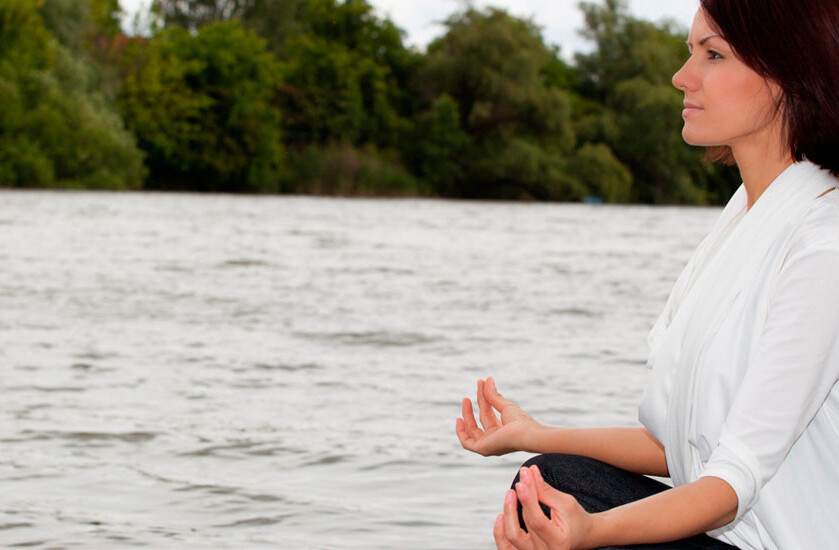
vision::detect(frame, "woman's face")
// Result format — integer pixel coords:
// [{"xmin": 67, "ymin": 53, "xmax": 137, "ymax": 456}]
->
[{"xmin": 672, "ymin": 9, "xmax": 783, "ymax": 151}]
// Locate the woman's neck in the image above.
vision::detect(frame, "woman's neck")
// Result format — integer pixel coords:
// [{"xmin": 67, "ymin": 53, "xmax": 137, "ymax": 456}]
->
[{"xmin": 732, "ymin": 134, "xmax": 795, "ymax": 210}]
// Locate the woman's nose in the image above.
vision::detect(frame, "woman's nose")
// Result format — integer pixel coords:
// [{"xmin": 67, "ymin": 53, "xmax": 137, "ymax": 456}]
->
[{"xmin": 672, "ymin": 58, "xmax": 695, "ymax": 92}]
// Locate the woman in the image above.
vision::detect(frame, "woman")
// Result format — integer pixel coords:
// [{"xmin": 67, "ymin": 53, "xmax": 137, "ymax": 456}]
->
[{"xmin": 456, "ymin": 1, "xmax": 839, "ymax": 548}]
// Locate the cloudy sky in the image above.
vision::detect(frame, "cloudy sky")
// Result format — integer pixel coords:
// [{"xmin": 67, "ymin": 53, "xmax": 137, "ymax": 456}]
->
[{"xmin": 119, "ymin": 0, "xmax": 698, "ymax": 55}]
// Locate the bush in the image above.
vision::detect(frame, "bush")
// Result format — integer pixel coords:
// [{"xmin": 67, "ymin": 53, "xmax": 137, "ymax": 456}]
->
[
  {"xmin": 568, "ymin": 143, "xmax": 633, "ymax": 203},
  {"xmin": 284, "ymin": 144, "xmax": 427, "ymax": 196}
]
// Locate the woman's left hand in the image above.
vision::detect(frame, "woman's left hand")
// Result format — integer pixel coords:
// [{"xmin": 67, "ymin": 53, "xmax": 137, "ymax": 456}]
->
[{"xmin": 493, "ymin": 465, "xmax": 595, "ymax": 550}]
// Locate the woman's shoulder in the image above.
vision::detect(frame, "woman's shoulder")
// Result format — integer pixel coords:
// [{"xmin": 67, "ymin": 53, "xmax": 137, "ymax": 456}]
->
[{"xmin": 789, "ymin": 188, "xmax": 839, "ymax": 255}]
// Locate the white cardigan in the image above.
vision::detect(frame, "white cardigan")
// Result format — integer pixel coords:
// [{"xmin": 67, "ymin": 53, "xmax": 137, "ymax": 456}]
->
[{"xmin": 638, "ymin": 161, "xmax": 839, "ymax": 550}]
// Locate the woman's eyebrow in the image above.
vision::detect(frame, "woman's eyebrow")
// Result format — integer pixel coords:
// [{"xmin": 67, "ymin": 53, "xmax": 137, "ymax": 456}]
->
[{"xmin": 685, "ymin": 34, "xmax": 723, "ymax": 49}]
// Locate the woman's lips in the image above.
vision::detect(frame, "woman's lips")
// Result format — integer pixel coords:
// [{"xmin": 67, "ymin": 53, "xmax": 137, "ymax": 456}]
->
[{"xmin": 683, "ymin": 102, "xmax": 703, "ymax": 118}]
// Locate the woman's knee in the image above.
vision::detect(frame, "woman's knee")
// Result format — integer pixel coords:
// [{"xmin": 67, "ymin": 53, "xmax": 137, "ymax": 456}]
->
[{"xmin": 513, "ymin": 453, "xmax": 595, "ymax": 493}]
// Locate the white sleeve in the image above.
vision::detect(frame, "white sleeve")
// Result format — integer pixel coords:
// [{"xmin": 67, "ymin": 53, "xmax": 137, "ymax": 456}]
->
[{"xmin": 699, "ymin": 242, "xmax": 839, "ymax": 519}]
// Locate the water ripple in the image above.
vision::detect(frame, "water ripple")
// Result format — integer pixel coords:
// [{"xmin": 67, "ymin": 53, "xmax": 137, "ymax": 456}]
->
[
  {"xmin": 294, "ymin": 330, "xmax": 441, "ymax": 347},
  {"xmin": 7, "ymin": 385, "xmax": 85, "ymax": 393},
  {"xmin": 5, "ymin": 431, "xmax": 159, "ymax": 444},
  {"xmin": 0, "ymin": 523, "xmax": 33, "ymax": 530}
]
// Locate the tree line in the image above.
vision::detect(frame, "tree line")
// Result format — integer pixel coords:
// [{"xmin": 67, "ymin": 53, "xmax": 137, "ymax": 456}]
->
[{"xmin": 0, "ymin": 0, "xmax": 740, "ymax": 203}]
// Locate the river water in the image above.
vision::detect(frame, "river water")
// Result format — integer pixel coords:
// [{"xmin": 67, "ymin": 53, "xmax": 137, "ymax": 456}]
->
[{"xmin": 0, "ymin": 191, "xmax": 720, "ymax": 549}]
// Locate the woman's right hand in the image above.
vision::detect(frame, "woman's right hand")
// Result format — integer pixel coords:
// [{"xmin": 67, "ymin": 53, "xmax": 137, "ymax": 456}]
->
[{"xmin": 456, "ymin": 377, "xmax": 540, "ymax": 456}]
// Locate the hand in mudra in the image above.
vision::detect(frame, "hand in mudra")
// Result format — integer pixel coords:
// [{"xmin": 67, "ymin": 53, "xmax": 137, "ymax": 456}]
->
[
  {"xmin": 494, "ymin": 465, "xmax": 593, "ymax": 550},
  {"xmin": 456, "ymin": 377, "xmax": 540, "ymax": 456}
]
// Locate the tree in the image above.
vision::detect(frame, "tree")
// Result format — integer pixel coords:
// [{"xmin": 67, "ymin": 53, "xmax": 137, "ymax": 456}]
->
[
  {"xmin": 119, "ymin": 21, "xmax": 284, "ymax": 192},
  {"xmin": 38, "ymin": 0, "xmax": 121, "ymax": 52},
  {"xmin": 237, "ymin": 0, "xmax": 303, "ymax": 54},
  {"xmin": 567, "ymin": 143, "xmax": 632, "ymax": 202},
  {"xmin": 138, "ymin": 0, "xmax": 420, "ymax": 195},
  {"xmin": 273, "ymin": 0, "xmax": 418, "ymax": 151},
  {"xmin": 419, "ymin": 7, "xmax": 577, "ymax": 199},
  {"xmin": 575, "ymin": 0, "xmax": 685, "ymax": 97},
  {"xmin": 0, "ymin": 0, "xmax": 53, "ymax": 67},
  {"xmin": 151, "ymin": 0, "xmax": 249, "ymax": 31},
  {"xmin": 0, "ymin": 0, "xmax": 143, "ymax": 189},
  {"xmin": 404, "ymin": 94, "xmax": 468, "ymax": 197}
]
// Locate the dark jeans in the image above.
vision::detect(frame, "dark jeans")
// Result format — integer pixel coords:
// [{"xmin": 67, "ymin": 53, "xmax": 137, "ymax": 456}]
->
[{"xmin": 512, "ymin": 454, "xmax": 740, "ymax": 550}]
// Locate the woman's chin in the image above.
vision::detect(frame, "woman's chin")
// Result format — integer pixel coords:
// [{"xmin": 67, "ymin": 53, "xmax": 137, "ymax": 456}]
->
[{"xmin": 681, "ymin": 129, "xmax": 718, "ymax": 147}]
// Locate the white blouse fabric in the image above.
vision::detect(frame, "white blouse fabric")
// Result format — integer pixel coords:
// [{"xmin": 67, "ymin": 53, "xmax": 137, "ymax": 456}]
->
[{"xmin": 638, "ymin": 161, "xmax": 839, "ymax": 550}]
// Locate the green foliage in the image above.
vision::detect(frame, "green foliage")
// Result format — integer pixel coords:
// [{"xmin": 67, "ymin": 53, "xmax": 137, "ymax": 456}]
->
[
  {"xmin": 143, "ymin": 0, "xmax": 418, "ymax": 194},
  {"xmin": 273, "ymin": 0, "xmax": 417, "ymax": 151},
  {"xmin": 38, "ymin": 0, "xmax": 121, "ymax": 51},
  {"xmin": 0, "ymin": 0, "xmax": 53, "ymax": 68},
  {"xmin": 421, "ymin": 7, "xmax": 577, "ymax": 199},
  {"xmin": 469, "ymin": 137, "xmax": 579, "ymax": 200},
  {"xmin": 119, "ymin": 21, "xmax": 284, "ymax": 192},
  {"xmin": 567, "ymin": 143, "xmax": 633, "ymax": 202},
  {"xmin": 608, "ymin": 77, "xmax": 701, "ymax": 203},
  {"xmin": 576, "ymin": 0, "xmax": 685, "ymax": 96},
  {"xmin": 0, "ymin": 0, "xmax": 143, "ymax": 189},
  {"xmin": 542, "ymin": 48, "xmax": 580, "ymax": 91},
  {"xmin": 285, "ymin": 143, "xmax": 425, "ymax": 196},
  {"xmin": 239, "ymin": 0, "xmax": 303, "ymax": 54},
  {"xmin": 152, "ymin": 0, "xmax": 303, "ymax": 51},
  {"xmin": 278, "ymin": 34, "xmax": 366, "ymax": 145},
  {"xmin": 139, "ymin": 0, "xmax": 416, "ymax": 194},
  {"xmin": 152, "ymin": 0, "xmax": 246, "ymax": 31},
  {"xmin": 39, "ymin": 0, "xmax": 93, "ymax": 51},
  {"xmin": 2, "ymin": 0, "xmax": 741, "ymax": 203},
  {"xmin": 89, "ymin": 0, "xmax": 122, "ymax": 37},
  {"xmin": 405, "ymin": 94, "xmax": 469, "ymax": 197}
]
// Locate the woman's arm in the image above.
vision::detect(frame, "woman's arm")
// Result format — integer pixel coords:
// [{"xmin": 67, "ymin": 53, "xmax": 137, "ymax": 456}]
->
[
  {"xmin": 458, "ymin": 378, "xmax": 668, "ymax": 476},
  {"xmin": 589, "ymin": 476, "xmax": 736, "ymax": 546}
]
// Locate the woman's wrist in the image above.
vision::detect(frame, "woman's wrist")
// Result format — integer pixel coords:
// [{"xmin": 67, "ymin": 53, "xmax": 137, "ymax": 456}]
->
[
  {"xmin": 584, "ymin": 510, "xmax": 614, "ymax": 549},
  {"xmin": 518, "ymin": 422, "xmax": 556, "ymax": 453}
]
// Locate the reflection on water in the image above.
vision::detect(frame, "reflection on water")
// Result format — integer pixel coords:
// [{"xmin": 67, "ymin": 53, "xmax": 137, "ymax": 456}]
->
[{"xmin": 0, "ymin": 191, "xmax": 718, "ymax": 548}]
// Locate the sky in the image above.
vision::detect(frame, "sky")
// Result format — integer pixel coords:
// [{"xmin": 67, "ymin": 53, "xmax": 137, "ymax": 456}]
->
[{"xmin": 118, "ymin": 0, "xmax": 699, "ymax": 56}]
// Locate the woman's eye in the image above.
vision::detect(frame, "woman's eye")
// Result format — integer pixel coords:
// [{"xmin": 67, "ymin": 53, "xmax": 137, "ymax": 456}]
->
[{"xmin": 708, "ymin": 50, "xmax": 723, "ymax": 60}]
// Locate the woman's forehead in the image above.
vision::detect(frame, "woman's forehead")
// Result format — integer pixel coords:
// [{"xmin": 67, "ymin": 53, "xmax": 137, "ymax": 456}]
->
[{"xmin": 687, "ymin": 10, "xmax": 728, "ymax": 47}]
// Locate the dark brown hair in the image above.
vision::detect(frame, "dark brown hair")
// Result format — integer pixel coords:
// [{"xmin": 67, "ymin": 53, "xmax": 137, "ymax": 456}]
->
[{"xmin": 700, "ymin": 0, "xmax": 839, "ymax": 175}]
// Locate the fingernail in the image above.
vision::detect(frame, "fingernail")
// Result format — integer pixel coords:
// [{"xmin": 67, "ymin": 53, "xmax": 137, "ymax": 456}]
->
[
  {"xmin": 517, "ymin": 482, "xmax": 528, "ymax": 498},
  {"xmin": 520, "ymin": 468, "xmax": 530, "ymax": 483},
  {"xmin": 505, "ymin": 490, "xmax": 515, "ymax": 505}
]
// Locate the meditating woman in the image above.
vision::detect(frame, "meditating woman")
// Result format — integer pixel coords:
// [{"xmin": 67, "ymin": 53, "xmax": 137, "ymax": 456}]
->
[{"xmin": 456, "ymin": 1, "xmax": 839, "ymax": 548}]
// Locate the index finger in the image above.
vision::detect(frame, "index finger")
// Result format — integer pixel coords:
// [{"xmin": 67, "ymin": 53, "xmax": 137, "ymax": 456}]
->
[
  {"xmin": 504, "ymin": 489, "xmax": 531, "ymax": 548},
  {"xmin": 517, "ymin": 470, "xmax": 552, "ymax": 534},
  {"xmin": 477, "ymin": 379, "xmax": 501, "ymax": 430},
  {"xmin": 518, "ymin": 469, "xmax": 564, "ymax": 547},
  {"xmin": 486, "ymin": 377, "xmax": 514, "ymax": 410}
]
